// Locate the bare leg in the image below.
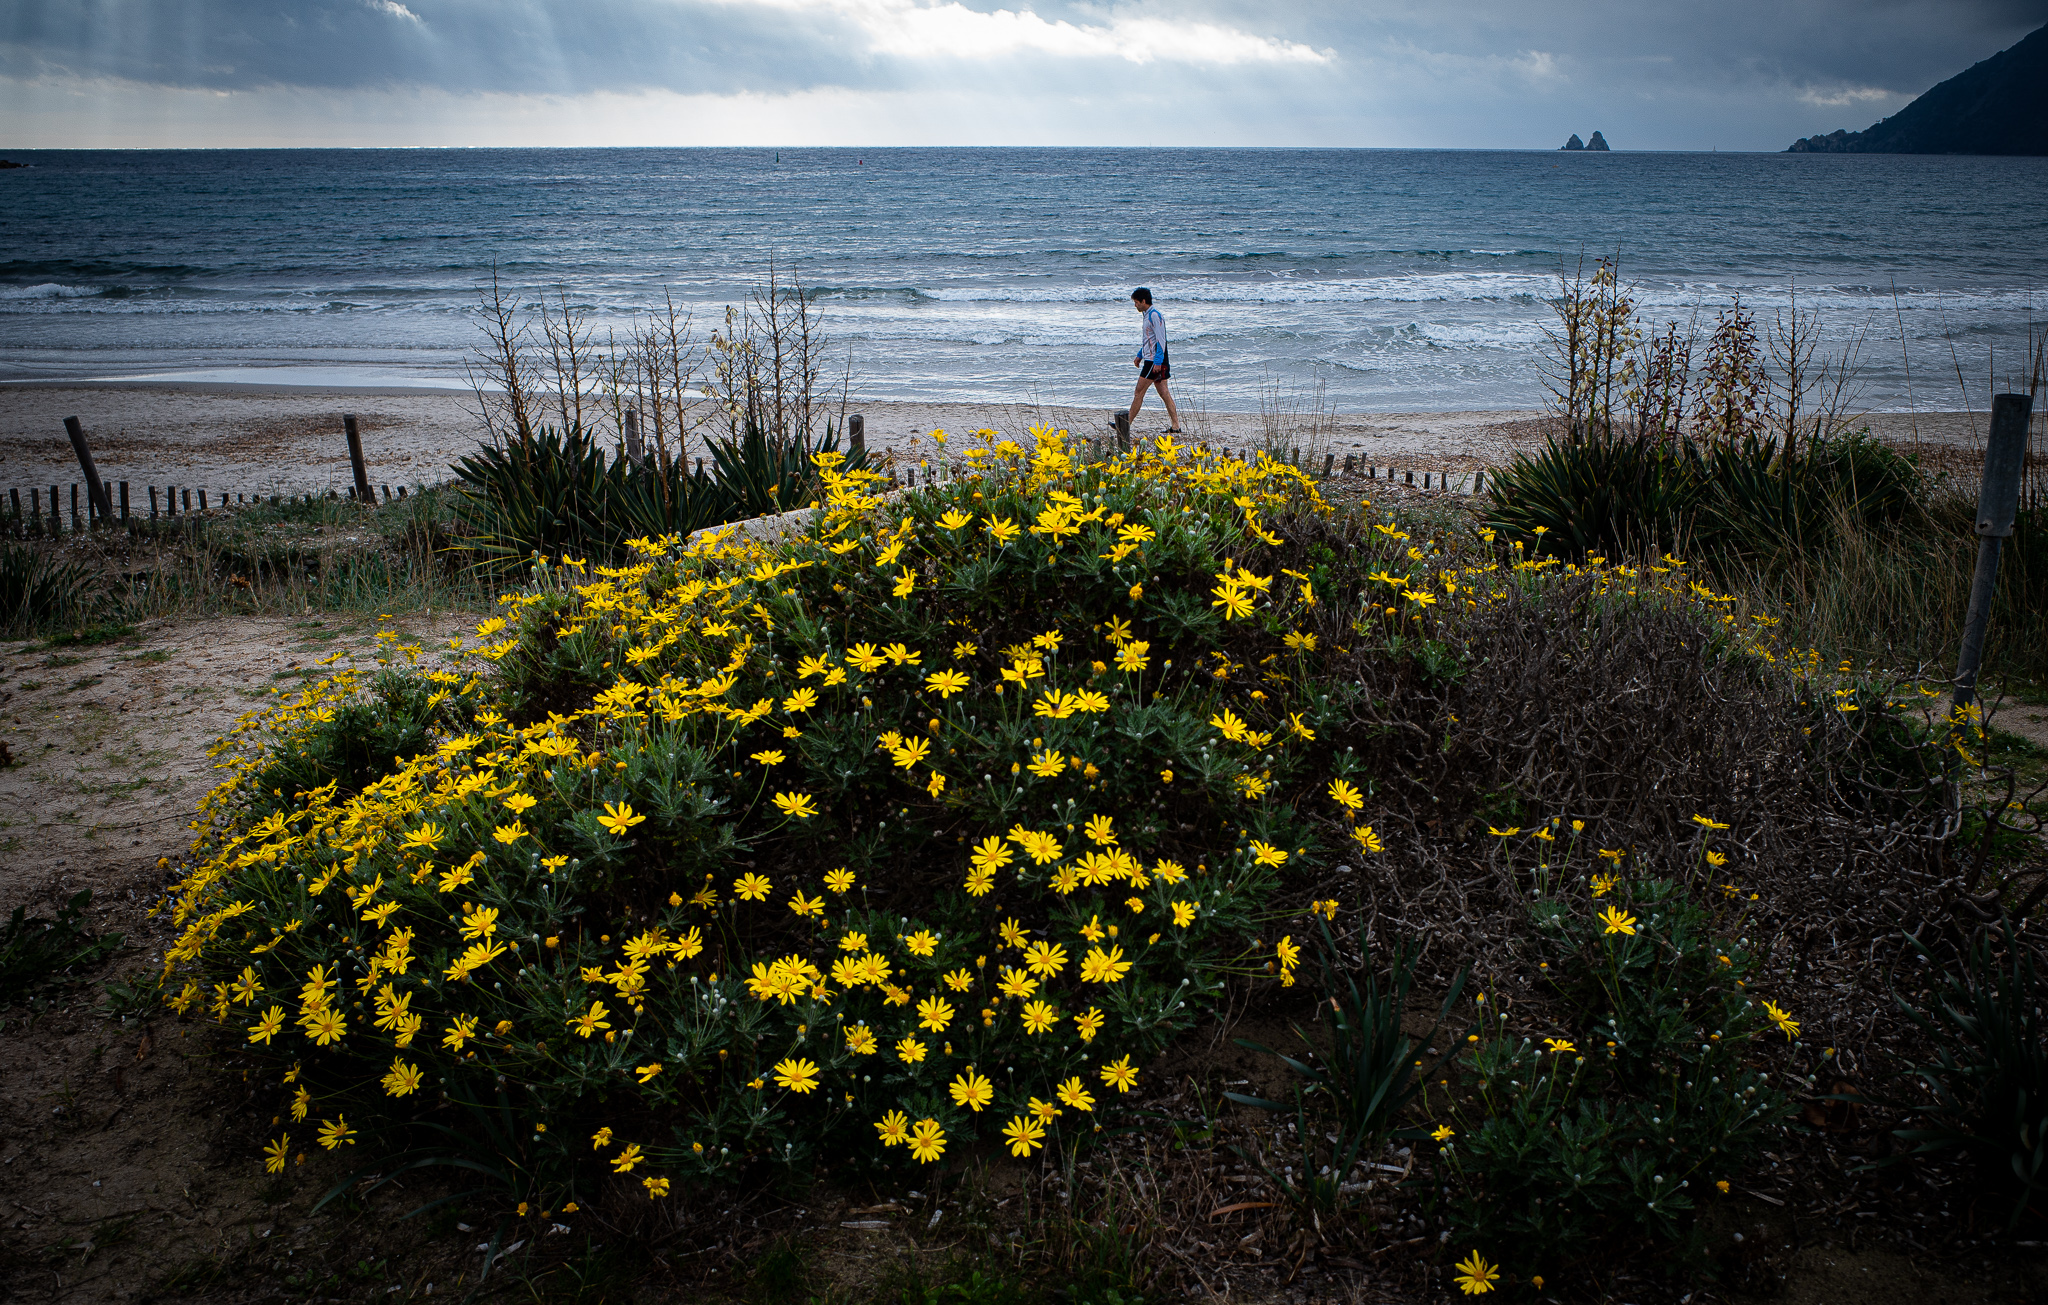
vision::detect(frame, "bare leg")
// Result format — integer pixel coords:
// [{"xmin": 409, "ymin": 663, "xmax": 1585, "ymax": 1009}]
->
[
  {"xmin": 1154, "ymin": 378, "xmax": 1181, "ymax": 430},
  {"xmin": 1127, "ymin": 377, "xmax": 1154, "ymax": 422}
]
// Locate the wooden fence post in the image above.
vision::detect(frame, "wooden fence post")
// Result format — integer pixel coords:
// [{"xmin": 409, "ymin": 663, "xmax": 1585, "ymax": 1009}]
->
[
  {"xmin": 63, "ymin": 417, "xmax": 112, "ymax": 524},
  {"xmin": 1112, "ymin": 412, "xmax": 1131, "ymax": 452},
  {"xmin": 343, "ymin": 414, "xmax": 373, "ymax": 504},
  {"xmin": 623, "ymin": 409, "xmax": 644, "ymax": 466},
  {"xmin": 1953, "ymin": 393, "xmax": 2036, "ymax": 713},
  {"xmin": 848, "ymin": 414, "xmax": 865, "ymax": 457}
]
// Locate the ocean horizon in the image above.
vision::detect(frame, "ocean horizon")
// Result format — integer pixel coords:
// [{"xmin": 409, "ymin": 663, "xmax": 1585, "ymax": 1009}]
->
[{"xmin": 4, "ymin": 146, "xmax": 2045, "ymax": 412}]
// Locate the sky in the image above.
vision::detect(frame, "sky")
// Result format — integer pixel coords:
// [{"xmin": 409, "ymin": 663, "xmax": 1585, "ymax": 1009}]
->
[{"xmin": 3, "ymin": 0, "xmax": 2043, "ymax": 150}]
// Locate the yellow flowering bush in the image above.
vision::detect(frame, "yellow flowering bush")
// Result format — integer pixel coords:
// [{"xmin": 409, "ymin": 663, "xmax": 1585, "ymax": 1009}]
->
[{"xmin": 154, "ymin": 426, "xmax": 1855, "ymax": 1207}]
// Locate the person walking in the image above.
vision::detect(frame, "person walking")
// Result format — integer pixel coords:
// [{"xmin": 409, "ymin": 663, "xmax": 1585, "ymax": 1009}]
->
[{"xmin": 1124, "ymin": 287, "xmax": 1181, "ymax": 433}]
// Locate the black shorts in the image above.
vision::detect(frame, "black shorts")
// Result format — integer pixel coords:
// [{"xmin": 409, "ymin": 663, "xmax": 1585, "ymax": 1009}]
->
[{"xmin": 1139, "ymin": 356, "xmax": 1170, "ymax": 382}]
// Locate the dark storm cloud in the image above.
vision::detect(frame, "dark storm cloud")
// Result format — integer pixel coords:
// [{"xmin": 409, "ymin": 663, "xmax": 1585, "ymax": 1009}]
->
[
  {"xmin": 1194, "ymin": 0, "xmax": 2044, "ymax": 97},
  {"xmin": 2, "ymin": 0, "xmax": 2042, "ymax": 124},
  {"xmin": 0, "ymin": 0, "xmax": 885, "ymax": 95}
]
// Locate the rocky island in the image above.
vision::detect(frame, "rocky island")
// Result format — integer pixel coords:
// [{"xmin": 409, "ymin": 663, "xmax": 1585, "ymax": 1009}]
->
[
  {"xmin": 1788, "ymin": 20, "xmax": 2047, "ymax": 154},
  {"xmin": 1560, "ymin": 131, "xmax": 1610, "ymax": 150}
]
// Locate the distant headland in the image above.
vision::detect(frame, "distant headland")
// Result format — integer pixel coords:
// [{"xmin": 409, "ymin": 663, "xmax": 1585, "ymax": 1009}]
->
[
  {"xmin": 1561, "ymin": 132, "xmax": 1610, "ymax": 151},
  {"xmin": 1787, "ymin": 21, "xmax": 2047, "ymax": 155}
]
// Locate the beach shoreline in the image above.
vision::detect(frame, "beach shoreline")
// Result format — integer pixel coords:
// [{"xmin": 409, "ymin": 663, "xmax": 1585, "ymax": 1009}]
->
[{"xmin": 0, "ymin": 380, "xmax": 2010, "ymax": 501}]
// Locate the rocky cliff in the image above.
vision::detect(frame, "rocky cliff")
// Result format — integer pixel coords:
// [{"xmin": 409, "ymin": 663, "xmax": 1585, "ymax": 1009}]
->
[{"xmin": 1788, "ymin": 21, "xmax": 2048, "ymax": 155}]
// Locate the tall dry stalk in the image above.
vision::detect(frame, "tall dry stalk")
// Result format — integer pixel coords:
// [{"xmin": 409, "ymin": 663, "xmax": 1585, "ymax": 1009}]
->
[
  {"xmin": 703, "ymin": 262, "xmax": 847, "ymax": 457},
  {"xmin": 465, "ymin": 265, "xmax": 850, "ymax": 485},
  {"xmin": 466, "ymin": 267, "xmax": 539, "ymax": 451},
  {"xmin": 1766, "ymin": 283, "xmax": 1869, "ymax": 462},
  {"xmin": 1541, "ymin": 256, "xmax": 1641, "ymax": 445}
]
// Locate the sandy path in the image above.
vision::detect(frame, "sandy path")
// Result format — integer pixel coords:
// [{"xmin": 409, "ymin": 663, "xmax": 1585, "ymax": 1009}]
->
[
  {"xmin": 0, "ymin": 610, "xmax": 469, "ymax": 913},
  {"xmin": 1, "ymin": 383, "xmax": 1551, "ymax": 499}
]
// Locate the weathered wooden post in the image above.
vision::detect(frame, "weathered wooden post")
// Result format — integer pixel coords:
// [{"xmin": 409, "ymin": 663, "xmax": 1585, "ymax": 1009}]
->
[
  {"xmin": 1112, "ymin": 412, "xmax": 1131, "ymax": 452},
  {"xmin": 848, "ymin": 413, "xmax": 865, "ymax": 457},
  {"xmin": 1952, "ymin": 393, "xmax": 2035, "ymax": 714},
  {"xmin": 63, "ymin": 417, "xmax": 112, "ymax": 524},
  {"xmin": 623, "ymin": 409, "xmax": 644, "ymax": 466},
  {"xmin": 343, "ymin": 414, "xmax": 374, "ymax": 505}
]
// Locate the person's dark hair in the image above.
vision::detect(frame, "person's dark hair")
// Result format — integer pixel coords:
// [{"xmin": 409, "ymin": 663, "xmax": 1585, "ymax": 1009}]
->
[{"xmin": 1131, "ymin": 287, "xmax": 1152, "ymax": 305}]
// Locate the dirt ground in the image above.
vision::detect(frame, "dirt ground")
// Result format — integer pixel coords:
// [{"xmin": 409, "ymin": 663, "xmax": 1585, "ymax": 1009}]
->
[{"xmin": 0, "ymin": 611, "xmax": 472, "ymax": 895}]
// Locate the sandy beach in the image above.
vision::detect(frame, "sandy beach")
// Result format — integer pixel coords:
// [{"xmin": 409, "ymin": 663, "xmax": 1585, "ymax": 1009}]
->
[{"xmin": 0, "ymin": 381, "xmax": 2015, "ymax": 503}]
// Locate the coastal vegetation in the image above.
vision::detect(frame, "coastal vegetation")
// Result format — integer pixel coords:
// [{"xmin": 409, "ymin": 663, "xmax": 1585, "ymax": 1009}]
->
[
  {"xmin": 159, "ymin": 429, "xmax": 1927, "ymax": 1297},
  {"xmin": 2, "ymin": 270, "xmax": 2044, "ymax": 1303},
  {"xmin": 1491, "ymin": 258, "xmax": 2048, "ymax": 686}
]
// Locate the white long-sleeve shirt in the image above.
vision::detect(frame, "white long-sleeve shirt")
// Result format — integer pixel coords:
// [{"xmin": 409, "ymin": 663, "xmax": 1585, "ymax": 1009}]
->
[{"xmin": 1137, "ymin": 306, "xmax": 1167, "ymax": 365}]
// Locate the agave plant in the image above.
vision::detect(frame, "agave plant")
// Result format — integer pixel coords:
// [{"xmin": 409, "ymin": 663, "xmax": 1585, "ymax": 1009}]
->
[
  {"xmin": 451, "ymin": 425, "xmax": 734, "ymax": 574},
  {"xmin": 1698, "ymin": 432, "xmax": 1919, "ymax": 563},
  {"xmin": 452, "ymin": 420, "xmax": 868, "ymax": 575},
  {"xmin": 1486, "ymin": 435, "xmax": 1702, "ymax": 561},
  {"xmin": 1489, "ymin": 429, "xmax": 1923, "ymax": 567},
  {"xmin": 705, "ymin": 415, "xmax": 868, "ymax": 519}
]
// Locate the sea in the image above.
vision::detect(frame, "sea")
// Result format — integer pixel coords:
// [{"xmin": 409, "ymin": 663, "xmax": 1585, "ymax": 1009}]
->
[{"xmin": 4, "ymin": 148, "xmax": 2046, "ymax": 411}]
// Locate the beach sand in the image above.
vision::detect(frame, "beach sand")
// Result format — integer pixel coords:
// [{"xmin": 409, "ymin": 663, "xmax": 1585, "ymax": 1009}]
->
[{"xmin": 0, "ymin": 381, "xmax": 2012, "ymax": 501}]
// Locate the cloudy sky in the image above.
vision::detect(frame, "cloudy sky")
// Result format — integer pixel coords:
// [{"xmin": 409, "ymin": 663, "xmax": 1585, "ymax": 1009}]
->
[{"xmin": 3, "ymin": 0, "xmax": 2042, "ymax": 150}]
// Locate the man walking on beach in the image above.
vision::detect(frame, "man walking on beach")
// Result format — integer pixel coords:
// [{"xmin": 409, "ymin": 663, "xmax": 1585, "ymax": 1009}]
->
[{"xmin": 1125, "ymin": 288, "xmax": 1181, "ymax": 433}]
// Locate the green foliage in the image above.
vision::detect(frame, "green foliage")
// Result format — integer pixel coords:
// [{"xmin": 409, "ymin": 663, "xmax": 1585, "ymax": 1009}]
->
[
  {"xmin": 451, "ymin": 420, "xmax": 867, "ymax": 575},
  {"xmin": 707, "ymin": 416, "xmax": 868, "ymax": 519},
  {"xmin": 248, "ymin": 669, "xmax": 461, "ymax": 805},
  {"xmin": 1893, "ymin": 927, "xmax": 2048, "ymax": 1228},
  {"xmin": 1, "ymin": 890, "xmax": 123, "ymax": 1004},
  {"xmin": 1702, "ymin": 431, "xmax": 1919, "ymax": 563},
  {"xmin": 1, "ymin": 542, "xmax": 103, "ymax": 636},
  {"xmin": 1486, "ymin": 435, "xmax": 1699, "ymax": 562},
  {"xmin": 1429, "ymin": 878, "xmax": 1792, "ymax": 1280},
  {"xmin": 1227, "ymin": 922, "xmax": 1466, "ymax": 1213},
  {"xmin": 1486, "ymin": 431, "xmax": 1921, "ymax": 568},
  {"xmin": 871, "ymin": 1257, "xmax": 1038, "ymax": 1305},
  {"xmin": 162, "ymin": 444, "xmax": 1362, "ymax": 1209},
  {"xmin": 450, "ymin": 423, "xmax": 730, "ymax": 574},
  {"xmin": 41, "ymin": 623, "xmax": 137, "ymax": 647},
  {"xmin": 746, "ymin": 1238, "xmax": 814, "ymax": 1303}
]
